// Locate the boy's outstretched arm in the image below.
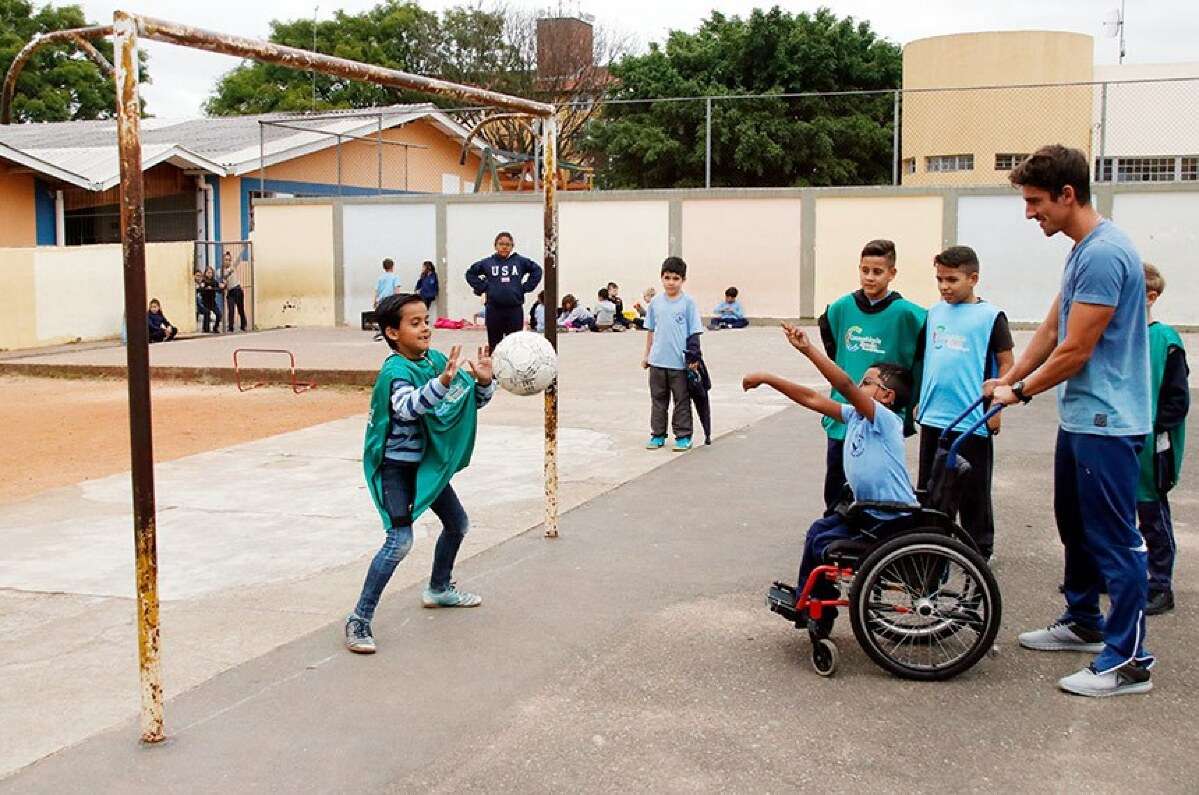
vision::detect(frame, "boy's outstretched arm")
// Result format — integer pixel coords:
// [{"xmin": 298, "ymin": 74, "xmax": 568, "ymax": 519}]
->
[
  {"xmin": 742, "ymin": 372, "xmax": 842, "ymax": 422},
  {"xmin": 782, "ymin": 323, "xmax": 878, "ymax": 422}
]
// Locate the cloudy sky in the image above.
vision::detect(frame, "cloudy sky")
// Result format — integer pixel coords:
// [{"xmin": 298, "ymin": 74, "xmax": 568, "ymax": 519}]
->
[{"xmin": 73, "ymin": 0, "xmax": 1197, "ymax": 119}]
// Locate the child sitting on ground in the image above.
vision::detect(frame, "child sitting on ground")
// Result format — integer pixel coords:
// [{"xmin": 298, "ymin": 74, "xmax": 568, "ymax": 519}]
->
[
  {"xmin": 608, "ymin": 282, "xmax": 631, "ymax": 329},
  {"xmin": 557, "ymin": 294, "xmax": 593, "ymax": 331},
  {"xmin": 744, "ymin": 323, "xmax": 916, "ymax": 617},
  {"xmin": 588, "ymin": 287, "xmax": 622, "ymax": 332},
  {"xmin": 529, "ymin": 291, "xmax": 545, "ymax": 333},
  {"xmin": 147, "ymin": 299, "xmax": 178, "ymax": 343},
  {"xmin": 633, "ymin": 287, "xmax": 655, "ymax": 330},
  {"xmin": 710, "ymin": 287, "xmax": 748, "ymax": 329}
]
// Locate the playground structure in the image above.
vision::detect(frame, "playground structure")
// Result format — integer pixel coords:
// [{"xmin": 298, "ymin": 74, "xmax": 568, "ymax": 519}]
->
[
  {"xmin": 233, "ymin": 348, "xmax": 316, "ymax": 394},
  {"xmin": 1, "ymin": 12, "xmax": 562, "ymax": 744}
]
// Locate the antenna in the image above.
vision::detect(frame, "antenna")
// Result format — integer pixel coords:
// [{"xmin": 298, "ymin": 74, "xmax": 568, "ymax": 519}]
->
[
  {"xmin": 1101, "ymin": 2, "xmax": 1127, "ymax": 63},
  {"xmin": 311, "ymin": 6, "xmax": 319, "ymax": 109}
]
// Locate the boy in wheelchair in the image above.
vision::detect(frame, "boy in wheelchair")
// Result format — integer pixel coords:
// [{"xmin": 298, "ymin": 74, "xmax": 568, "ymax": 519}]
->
[{"xmin": 744, "ymin": 323, "xmax": 918, "ymax": 624}]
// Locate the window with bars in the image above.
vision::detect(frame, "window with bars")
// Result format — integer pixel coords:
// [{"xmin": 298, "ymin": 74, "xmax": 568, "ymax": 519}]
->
[
  {"xmin": 994, "ymin": 153, "xmax": 1029, "ymax": 171},
  {"xmin": 926, "ymin": 154, "xmax": 974, "ymax": 173},
  {"xmin": 902, "ymin": 158, "xmax": 916, "ymax": 174},
  {"xmin": 1094, "ymin": 155, "xmax": 1199, "ymax": 183}
]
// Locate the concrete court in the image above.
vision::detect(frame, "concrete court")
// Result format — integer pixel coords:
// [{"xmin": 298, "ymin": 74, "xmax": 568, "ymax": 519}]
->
[
  {"xmin": 0, "ymin": 327, "xmax": 805, "ymax": 778},
  {"xmin": 3, "ymin": 392, "xmax": 1196, "ymax": 793}
]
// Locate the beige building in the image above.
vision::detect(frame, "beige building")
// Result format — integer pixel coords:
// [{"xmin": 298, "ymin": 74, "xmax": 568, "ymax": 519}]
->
[{"xmin": 900, "ymin": 31, "xmax": 1095, "ymax": 186}]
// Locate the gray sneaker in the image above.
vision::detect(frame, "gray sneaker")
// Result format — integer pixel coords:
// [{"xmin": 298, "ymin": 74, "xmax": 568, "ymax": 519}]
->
[
  {"xmin": 422, "ymin": 582, "xmax": 483, "ymax": 608},
  {"xmin": 1018, "ymin": 620, "xmax": 1104, "ymax": 653},
  {"xmin": 1058, "ymin": 662, "xmax": 1152, "ymax": 697},
  {"xmin": 344, "ymin": 614, "xmax": 376, "ymax": 654}
]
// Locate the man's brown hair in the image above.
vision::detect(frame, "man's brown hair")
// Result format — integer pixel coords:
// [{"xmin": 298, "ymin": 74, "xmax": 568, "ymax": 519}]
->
[{"xmin": 1009, "ymin": 144, "xmax": 1091, "ymax": 205}]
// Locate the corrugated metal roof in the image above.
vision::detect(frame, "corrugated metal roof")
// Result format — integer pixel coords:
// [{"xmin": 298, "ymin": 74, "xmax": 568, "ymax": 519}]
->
[{"xmin": 0, "ymin": 103, "xmax": 472, "ymax": 189}]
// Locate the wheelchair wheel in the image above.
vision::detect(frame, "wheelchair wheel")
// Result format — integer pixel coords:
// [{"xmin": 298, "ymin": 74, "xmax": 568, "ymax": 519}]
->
[
  {"xmin": 811, "ymin": 638, "xmax": 838, "ymax": 677},
  {"xmin": 849, "ymin": 532, "xmax": 1001, "ymax": 681}
]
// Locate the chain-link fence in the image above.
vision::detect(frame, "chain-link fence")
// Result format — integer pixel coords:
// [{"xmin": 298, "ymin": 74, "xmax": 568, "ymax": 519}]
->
[{"xmin": 249, "ymin": 78, "xmax": 1199, "ymax": 195}]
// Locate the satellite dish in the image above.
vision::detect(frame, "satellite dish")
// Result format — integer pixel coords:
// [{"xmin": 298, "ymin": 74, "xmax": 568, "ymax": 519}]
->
[{"xmin": 1101, "ymin": 8, "xmax": 1121, "ymax": 38}]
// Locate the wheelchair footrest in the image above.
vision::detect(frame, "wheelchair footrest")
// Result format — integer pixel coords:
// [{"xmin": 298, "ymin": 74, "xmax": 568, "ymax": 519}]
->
[{"xmin": 766, "ymin": 581, "xmax": 800, "ymax": 621}]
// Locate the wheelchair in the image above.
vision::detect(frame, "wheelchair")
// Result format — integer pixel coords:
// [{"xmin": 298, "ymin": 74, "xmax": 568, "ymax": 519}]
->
[{"xmin": 766, "ymin": 399, "xmax": 1003, "ymax": 681}]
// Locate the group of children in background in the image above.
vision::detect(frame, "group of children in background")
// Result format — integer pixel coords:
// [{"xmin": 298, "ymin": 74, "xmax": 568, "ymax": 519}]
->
[
  {"xmin": 523, "ymin": 282, "xmax": 748, "ymax": 336},
  {"xmin": 742, "ymin": 237, "xmax": 1185, "ymax": 618}
]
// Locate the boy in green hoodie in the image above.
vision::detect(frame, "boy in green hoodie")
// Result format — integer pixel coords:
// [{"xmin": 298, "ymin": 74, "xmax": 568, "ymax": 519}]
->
[
  {"xmin": 1138, "ymin": 263, "xmax": 1189, "ymax": 616},
  {"xmin": 346, "ymin": 293, "xmax": 497, "ymax": 654},
  {"xmin": 817, "ymin": 239, "xmax": 926, "ymax": 510}
]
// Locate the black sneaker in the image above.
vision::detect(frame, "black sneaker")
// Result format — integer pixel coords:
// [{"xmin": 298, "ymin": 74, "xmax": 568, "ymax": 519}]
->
[
  {"xmin": 344, "ymin": 614, "xmax": 376, "ymax": 654},
  {"xmin": 1146, "ymin": 589, "xmax": 1175, "ymax": 616}
]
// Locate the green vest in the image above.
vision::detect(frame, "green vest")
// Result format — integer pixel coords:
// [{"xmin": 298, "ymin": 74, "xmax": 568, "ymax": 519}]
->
[
  {"xmin": 1137, "ymin": 322, "xmax": 1186, "ymax": 501},
  {"xmin": 363, "ymin": 350, "xmax": 479, "ymax": 528},
  {"xmin": 821, "ymin": 292, "xmax": 926, "ymax": 440}
]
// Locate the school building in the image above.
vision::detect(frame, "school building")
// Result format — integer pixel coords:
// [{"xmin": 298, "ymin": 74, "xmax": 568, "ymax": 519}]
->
[
  {"xmin": 900, "ymin": 30, "xmax": 1199, "ymax": 186},
  {"xmin": 0, "ymin": 103, "xmax": 486, "ymax": 250}
]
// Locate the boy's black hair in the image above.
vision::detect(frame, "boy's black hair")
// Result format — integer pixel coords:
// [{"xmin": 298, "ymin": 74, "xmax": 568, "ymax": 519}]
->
[
  {"xmin": 375, "ymin": 293, "xmax": 428, "ymax": 351},
  {"xmin": 873, "ymin": 362, "xmax": 914, "ymax": 411},
  {"xmin": 1010, "ymin": 144, "xmax": 1091, "ymax": 206},
  {"xmin": 861, "ymin": 239, "xmax": 897, "ymax": 266},
  {"xmin": 598, "ymin": 287, "xmax": 610, "ymax": 300},
  {"xmin": 382, "ymin": 258, "xmax": 395, "ymax": 270},
  {"xmin": 661, "ymin": 256, "xmax": 687, "ymax": 279},
  {"xmin": 725, "ymin": 286, "xmax": 738, "ymax": 299},
  {"xmin": 495, "ymin": 231, "xmax": 514, "ymax": 244},
  {"xmin": 934, "ymin": 245, "xmax": 980, "ymax": 275},
  {"xmin": 607, "ymin": 281, "xmax": 618, "ymax": 289}
]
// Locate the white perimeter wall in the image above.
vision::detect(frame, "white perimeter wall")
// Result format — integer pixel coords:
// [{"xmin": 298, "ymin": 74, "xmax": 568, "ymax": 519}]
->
[
  {"xmin": 445, "ymin": 202, "xmax": 543, "ymax": 320},
  {"xmin": 1113, "ymin": 192, "xmax": 1199, "ymax": 327},
  {"xmin": 560, "ymin": 200, "xmax": 670, "ymax": 313},
  {"xmin": 342, "ymin": 204, "xmax": 437, "ymax": 321}
]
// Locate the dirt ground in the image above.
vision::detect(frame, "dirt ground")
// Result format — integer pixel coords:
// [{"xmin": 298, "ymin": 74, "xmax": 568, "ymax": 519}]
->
[{"xmin": 0, "ymin": 375, "xmax": 369, "ymax": 504}]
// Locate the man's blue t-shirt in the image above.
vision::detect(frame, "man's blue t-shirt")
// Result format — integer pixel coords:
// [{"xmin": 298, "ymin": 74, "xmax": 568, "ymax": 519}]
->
[
  {"xmin": 841, "ymin": 402, "xmax": 918, "ymax": 512},
  {"xmin": 646, "ymin": 292, "xmax": 703, "ymax": 370},
  {"xmin": 1057, "ymin": 220, "xmax": 1151, "ymax": 436},
  {"xmin": 376, "ymin": 273, "xmax": 401, "ymax": 303}
]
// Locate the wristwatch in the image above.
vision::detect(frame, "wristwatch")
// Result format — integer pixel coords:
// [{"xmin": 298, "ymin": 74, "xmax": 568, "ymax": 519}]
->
[{"xmin": 1011, "ymin": 380, "xmax": 1033, "ymax": 404}]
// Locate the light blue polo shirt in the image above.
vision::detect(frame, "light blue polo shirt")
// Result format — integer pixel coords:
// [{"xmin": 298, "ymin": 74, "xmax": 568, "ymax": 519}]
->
[
  {"xmin": 646, "ymin": 292, "xmax": 703, "ymax": 370},
  {"xmin": 1057, "ymin": 220, "xmax": 1151, "ymax": 436},
  {"xmin": 842, "ymin": 403, "xmax": 918, "ymax": 513},
  {"xmin": 375, "ymin": 273, "xmax": 401, "ymax": 303}
]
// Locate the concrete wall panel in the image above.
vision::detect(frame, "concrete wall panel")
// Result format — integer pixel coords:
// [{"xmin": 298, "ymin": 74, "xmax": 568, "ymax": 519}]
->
[
  {"xmin": 252, "ymin": 204, "xmax": 336, "ymax": 328},
  {"xmin": 1113, "ymin": 192, "xmax": 1199, "ymax": 326},
  {"xmin": 681, "ymin": 198, "xmax": 802, "ymax": 318},
  {"xmin": 813, "ymin": 196, "xmax": 943, "ymax": 310},
  {"xmin": 342, "ymin": 203, "xmax": 437, "ymax": 321},
  {"xmin": 0, "ymin": 173, "xmax": 36, "ymax": 247},
  {"xmin": 445, "ymin": 202, "xmax": 542, "ymax": 320},
  {"xmin": 0, "ymin": 248, "xmax": 36, "ymax": 348},
  {"xmin": 559, "ymin": 200, "xmax": 669, "ymax": 315},
  {"xmin": 957, "ymin": 194, "xmax": 1074, "ymax": 322}
]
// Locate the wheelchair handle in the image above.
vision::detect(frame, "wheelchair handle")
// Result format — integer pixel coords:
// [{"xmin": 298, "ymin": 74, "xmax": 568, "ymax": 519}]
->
[
  {"xmin": 938, "ymin": 394, "xmax": 988, "ymax": 440},
  {"xmin": 946, "ymin": 404, "xmax": 1003, "ymax": 468}
]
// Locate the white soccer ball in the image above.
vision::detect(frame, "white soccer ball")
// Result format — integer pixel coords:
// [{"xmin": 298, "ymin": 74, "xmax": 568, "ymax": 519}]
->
[{"xmin": 491, "ymin": 331, "xmax": 558, "ymax": 396}]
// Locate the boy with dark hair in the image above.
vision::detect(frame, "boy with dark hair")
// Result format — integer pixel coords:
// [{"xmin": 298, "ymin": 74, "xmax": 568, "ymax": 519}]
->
[
  {"xmin": 465, "ymin": 231, "xmax": 543, "ymax": 350},
  {"xmin": 817, "ymin": 239, "xmax": 926, "ymax": 510},
  {"xmin": 1138, "ymin": 263, "xmax": 1188, "ymax": 615},
  {"xmin": 590, "ymin": 287, "xmax": 618, "ymax": 332},
  {"xmin": 375, "ymin": 258, "xmax": 400, "ymax": 308},
  {"xmin": 608, "ymin": 281, "xmax": 631, "ymax": 328},
  {"xmin": 916, "ymin": 245, "xmax": 1014, "ymax": 561},
  {"xmin": 745, "ymin": 323, "xmax": 917, "ymax": 612},
  {"xmin": 642, "ymin": 256, "xmax": 704, "ymax": 452},
  {"xmin": 710, "ymin": 286, "xmax": 748, "ymax": 329},
  {"xmin": 346, "ymin": 293, "xmax": 497, "ymax": 654}
]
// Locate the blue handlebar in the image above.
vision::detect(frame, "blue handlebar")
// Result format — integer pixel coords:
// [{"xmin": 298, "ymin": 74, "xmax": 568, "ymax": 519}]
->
[{"xmin": 941, "ymin": 395, "xmax": 1003, "ymax": 468}]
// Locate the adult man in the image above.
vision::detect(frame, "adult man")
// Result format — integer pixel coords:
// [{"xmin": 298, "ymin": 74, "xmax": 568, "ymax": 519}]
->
[
  {"xmin": 986, "ymin": 145, "xmax": 1153, "ymax": 697},
  {"xmin": 465, "ymin": 231, "xmax": 543, "ymax": 351}
]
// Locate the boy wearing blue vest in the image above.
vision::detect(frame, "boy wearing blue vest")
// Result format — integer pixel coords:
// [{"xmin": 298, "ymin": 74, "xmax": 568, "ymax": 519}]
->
[
  {"xmin": 916, "ymin": 246, "xmax": 1014, "ymax": 561},
  {"xmin": 817, "ymin": 239, "xmax": 926, "ymax": 510},
  {"xmin": 345, "ymin": 293, "xmax": 497, "ymax": 654},
  {"xmin": 1139, "ymin": 263, "xmax": 1189, "ymax": 616}
]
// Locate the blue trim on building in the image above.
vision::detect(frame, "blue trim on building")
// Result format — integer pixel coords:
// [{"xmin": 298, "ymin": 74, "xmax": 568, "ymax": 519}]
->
[
  {"xmin": 34, "ymin": 179, "xmax": 56, "ymax": 245},
  {"xmin": 238, "ymin": 177, "xmax": 419, "ymax": 241},
  {"xmin": 205, "ymin": 175, "xmax": 222, "ymax": 242}
]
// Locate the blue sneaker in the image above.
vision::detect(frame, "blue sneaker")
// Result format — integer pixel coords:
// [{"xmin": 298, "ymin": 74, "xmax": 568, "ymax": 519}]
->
[
  {"xmin": 646, "ymin": 436, "xmax": 666, "ymax": 450},
  {"xmin": 422, "ymin": 582, "xmax": 482, "ymax": 608},
  {"xmin": 673, "ymin": 436, "xmax": 693, "ymax": 452}
]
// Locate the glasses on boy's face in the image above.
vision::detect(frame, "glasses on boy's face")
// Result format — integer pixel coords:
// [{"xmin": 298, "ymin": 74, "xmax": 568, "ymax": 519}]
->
[{"xmin": 860, "ymin": 376, "xmax": 884, "ymax": 389}]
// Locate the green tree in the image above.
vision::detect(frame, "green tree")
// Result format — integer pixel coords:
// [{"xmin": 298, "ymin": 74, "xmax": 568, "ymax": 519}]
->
[
  {"xmin": 584, "ymin": 7, "xmax": 901, "ymax": 188},
  {"xmin": 0, "ymin": 0, "xmax": 149, "ymax": 122},
  {"xmin": 204, "ymin": 1, "xmax": 627, "ymax": 162}
]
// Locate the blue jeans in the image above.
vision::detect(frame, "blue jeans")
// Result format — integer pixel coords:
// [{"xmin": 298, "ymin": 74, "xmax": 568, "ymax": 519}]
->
[
  {"xmin": 797, "ymin": 514, "xmax": 854, "ymax": 599},
  {"xmin": 354, "ymin": 462, "xmax": 470, "ymax": 621},
  {"xmin": 1054, "ymin": 430, "xmax": 1152, "ymax": 672}
]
